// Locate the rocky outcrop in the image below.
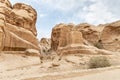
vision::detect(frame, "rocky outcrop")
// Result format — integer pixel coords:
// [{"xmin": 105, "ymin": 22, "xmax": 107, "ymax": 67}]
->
[
  {"xmin": 75, "ymin": 23, "xmax": 100, "ymax": 45},
  {"xmin": 100, "ymin": 21, "xmax": 120, "ymax": 52},
  {"xmin": 51, "ymin": 23, "xmax": 73, "ymax": 51},
  {"xmin": 39, "ymin": 38, "xmax": 51, "ymax": 54},
  {"xmin": 51, "ymin": 20, "xmax": 120, "ymax": 55},
  {"xmin": 0, "ymin": 0, "xmax": 39, "ymax": 51},
  {"xmin": 51, "ymin": 23, "xmax": 113, "ymax": 55},
  {"xmin": 51, "ymin": 23, "xmax": 97, "ymax": 52},
  {"xmin": 51, "ymin": 23, "xmax": 101, "ymax": 50}
]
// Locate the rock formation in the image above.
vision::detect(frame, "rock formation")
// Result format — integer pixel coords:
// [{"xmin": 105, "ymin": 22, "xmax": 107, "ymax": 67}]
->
[
  {"xmin": 51, "ymin": 23, "xmax": 110, "ymax": 55},
  {"xmin": 75, "ymin": 23, "xmax": 101, "ymax": 45},
  {"xmin": 51, "ymin": 21, "xmax": 120, "ymax": 55},
  {"xmin": 51, "ymin": 23, "xmax": 101, "ymax": 51},
  {"xmin": 0, "ymin": 0, "xmax": 39, "ymax": 51},
  {"xmin": 51, "ymin": 23, "xmax": 73, "ymax": 51},
  {"xmin": 39, "ymin": 38, "xmax": 51, "ymax": 54},
  {"xmin": 100, "ymin": 21, "xmax": 120, "ymax": 52}
]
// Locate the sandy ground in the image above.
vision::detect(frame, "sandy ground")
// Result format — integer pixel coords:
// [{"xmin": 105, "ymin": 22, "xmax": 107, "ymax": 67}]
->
[
  {"xmin": 62, "ymin": 68, "xmax": 120, "ymax": 80},
  {"xmin": 25, "ymin": 66, "xmax": 120, "ymax": 80},
  {"xmin": 0, "ymin": 52, "xmax": 120, "ymax": 80}
]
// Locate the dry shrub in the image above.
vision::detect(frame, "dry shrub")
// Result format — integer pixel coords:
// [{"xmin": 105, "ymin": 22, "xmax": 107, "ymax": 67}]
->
[{"xmin": 88, "ymin": 56, "xmax": 111, "ymax": 68}]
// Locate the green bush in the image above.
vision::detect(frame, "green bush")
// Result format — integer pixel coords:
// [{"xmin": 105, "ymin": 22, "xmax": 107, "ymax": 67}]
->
[{"xmin": 88, "ymin": 56, "xmax": 111, "ymax": 69}]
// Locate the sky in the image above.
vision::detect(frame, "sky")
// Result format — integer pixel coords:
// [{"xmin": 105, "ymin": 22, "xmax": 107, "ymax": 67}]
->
[{"xmin": 10, "ymin": 0, "xmax": 120, "ymax": 40}]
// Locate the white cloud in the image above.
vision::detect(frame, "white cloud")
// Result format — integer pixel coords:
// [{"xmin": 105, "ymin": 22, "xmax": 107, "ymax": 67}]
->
[
  {"xmin": 80, "ymin": 0, "xmax": 118, "ymax": 24},
  {"xmin": 66, "ymin": 0, "xmax": 120, "ymax": 25},
  {"xmin": 41, "ymin": 0, "xmax": 91, "ymax": 12},
  {"xmin": 40, "ymin": 0, "xmax": 120, "ymax": 25}
]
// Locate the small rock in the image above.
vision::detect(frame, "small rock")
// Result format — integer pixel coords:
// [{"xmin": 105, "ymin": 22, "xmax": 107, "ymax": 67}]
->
[{"xmin": 52, "ymin": 62, "xmax": 60, "ymax": 67}]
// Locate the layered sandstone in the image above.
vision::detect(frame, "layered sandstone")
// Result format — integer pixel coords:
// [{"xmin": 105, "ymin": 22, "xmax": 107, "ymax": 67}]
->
[
  {"xmin": 51, "ymin": 23, "xmax": 109, "ymax": 55},
  {"xmin": 51, "ymin": 23, "xmax": 73, "ymax": 51},
  {"xmin": 39, "ymin": 38, "xmax": 51, "ymax": 54},
  {"xmin": 75, "ymin": 23, "xmax": 101, "ymax": 45},
  {"xmin": 100, "ymin": 21, "xmax": 120, "ymax": 52},
  {"xmin": 0, "ymin": 0, "xmax": 39, "ymax": 51},
  {"xmin": 51, "ymin": 21, "xmax": 120, "ymax": 55}
]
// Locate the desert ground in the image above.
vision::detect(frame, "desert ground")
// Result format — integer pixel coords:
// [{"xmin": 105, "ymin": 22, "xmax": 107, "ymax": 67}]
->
[{"xmin": 1, "ymin": 52, "xmax": 120, "ymax": 80}]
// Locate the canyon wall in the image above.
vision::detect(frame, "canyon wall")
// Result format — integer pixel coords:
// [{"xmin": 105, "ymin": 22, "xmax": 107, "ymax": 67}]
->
[
  {"xmin": 0, "ymin": 0, "xmax": 39, "ymax": 51},
  {"xmin": 51, "ymin": 21, "xmax": 120, "ymax": 55}
]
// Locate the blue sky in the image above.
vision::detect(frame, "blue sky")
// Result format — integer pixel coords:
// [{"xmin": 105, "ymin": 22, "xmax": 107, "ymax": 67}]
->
[{"xmin": 10, "ymin": 0, "xmax": 120, "ymax": 40}]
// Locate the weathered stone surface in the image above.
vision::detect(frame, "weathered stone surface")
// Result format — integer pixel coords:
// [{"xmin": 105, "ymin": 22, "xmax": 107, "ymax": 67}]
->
[
  {"xmin": 51, "ymin": 23, "xmax": 98, "ymax": 55},
  {"xmin": 75, "ymin": 23, "xmax": 100, "ymax": 45},
  {"xmin": 13, "ymin": 3, "xmax": 37, "ymax": 35},
  {"xmin": 0, "ymin": 0, "xmax": 12, "ymax": 8},
  {"xmin": 51, "ymin": 23, "xmax": 73, "ymax": 51},
  {"xmin": 0, "ymin": 0, "xmax": 39, "ymax": 51},
  {"xmin": 67, "ymin": 30, "xmax": 84, "ymax": 45},
  {"xmin": 39, "ymin": 38, "xmax": 51, "ymax": 54},
  {"xmin": 100, "ymin": 21, "xmax": 120, "ymax": 52},
  {"xmin": 51, "ymin": 22, "xmax": 118, "ymax": 55},
  {"xmin": 40, "ymin": 38, "xmax": 51, "ymax": 46}
]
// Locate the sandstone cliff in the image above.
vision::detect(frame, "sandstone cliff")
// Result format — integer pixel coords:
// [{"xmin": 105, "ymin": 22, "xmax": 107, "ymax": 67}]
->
[
  {"xmin": 0, "ymin": 0, "xmax": 39, "ymax": 51},
  {"xmin": 75, "ymin": 23, "xmax": 101, "ymax": 45},
  {"xmin": 100, "ymin": 21, "xmax": 120, "ymax": 52},
  {"xmin": 51, "ymin": 21, "xmax": 120, "ymax": 55}
]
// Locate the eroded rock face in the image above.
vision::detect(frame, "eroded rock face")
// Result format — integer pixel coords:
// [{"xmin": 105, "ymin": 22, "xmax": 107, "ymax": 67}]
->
[
  {"xmin": 0, "ymin": 0, "xmax": 12, "ymax": 8},
  {"xmin": 75, "ymin": 23, "xmax": 100, "ymax": 45},
  {"xmin": 51, "ymin": 23, "xmax": 73, "ymax": 51},
  {"xmin": 51, "ymin": 21, "xmax": 120, "ymax": 55},
  {"xmin": 12, "ymin": 3, "xmax": 37, "ymax": 35},
  {"xmin": 51, "ymin": 23, "xmax": 99, "ymax": 53},
  {"xmin": 100, "ymin": 21, "xmax": 120, "ymax": 52},
  {"xmin": 39, "ymin": 38, "xmax": 51, "ymax": 54},
  {"xmin": 51, "ymin": 23, "xmax": 96, "ymax": 55},
  {"xmin": 67, "ymin": 30, "xmax": 84, "ymax": 45},
  {"xmin": 0, "ymin": 0, "xmax": 39, "ymax": 51}
]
